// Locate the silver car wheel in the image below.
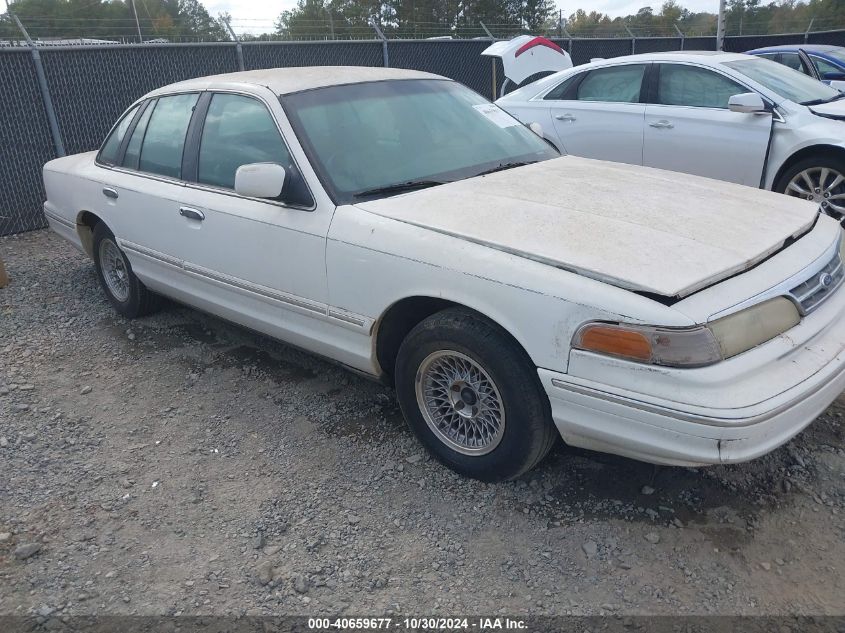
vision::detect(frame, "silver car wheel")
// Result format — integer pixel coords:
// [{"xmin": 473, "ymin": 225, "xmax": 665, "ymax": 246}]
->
[
  {"xmin": 415, "ymin": 350, "xmax": 505, "ymax": 456},
  {"xmin": 786, "ymin": 167, "xmax": 845, "ymax": 216},
  {"xmin": 99, "ymin": 238, "xmax": 131, "ymax": 303}
]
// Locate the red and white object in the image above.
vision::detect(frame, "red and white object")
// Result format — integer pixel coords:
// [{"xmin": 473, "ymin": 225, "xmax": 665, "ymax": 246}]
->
[{"xmin": 481, "ymin": 35, "xmax": 573, "ymax": 85}]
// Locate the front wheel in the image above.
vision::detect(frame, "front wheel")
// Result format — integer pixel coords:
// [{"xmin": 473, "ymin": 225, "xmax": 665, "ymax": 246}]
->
[
  {"xmin": 394, "ymin": 308, "xmax": 557, "ymax": 481},
  {"xmin": 776, "ymin": 156, "xmax": 845, "ymax": 218},
  {"xmin": 92, "ymin": 222, "xmax": 162, "ymax": 318}
]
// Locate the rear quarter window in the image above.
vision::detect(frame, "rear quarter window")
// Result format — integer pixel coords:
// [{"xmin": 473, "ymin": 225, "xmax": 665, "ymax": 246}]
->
[{"xmin": 99, "ymin": 104, "xmax": 140, "ymax": 165}]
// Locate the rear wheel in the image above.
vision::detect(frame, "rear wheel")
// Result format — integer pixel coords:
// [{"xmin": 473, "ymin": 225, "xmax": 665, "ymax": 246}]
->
[
  {"xmin": 395, "ymin": 308, "xmax": 557, "ymax": 481},
  {"xmin": 776, "ymin": 156, "xmax": 845, "ymax": 219},
  {"xmin": 92, "ymin": 222, "xmax": 162, "ymax": 318}
]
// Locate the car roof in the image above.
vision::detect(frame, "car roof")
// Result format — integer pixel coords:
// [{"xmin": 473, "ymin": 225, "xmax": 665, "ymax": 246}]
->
[
  {"xmin": 574, "ymin": 50, "xmax": 752, "ymax": 67},
  {"xmin": 747, "ymin": 44, "xmax": 843, "ymax": 54},
  {"xmin": 146, "ymin": 66, "xmax": 446, "ymax": 98}
]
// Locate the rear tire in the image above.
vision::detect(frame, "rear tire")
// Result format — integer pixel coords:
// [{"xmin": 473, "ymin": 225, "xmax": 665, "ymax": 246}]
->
[
  {"xmin": 92, "ymin": 222, "xmax": 162, "ymax": 318},
  {"xmin": 395, "ymin": 308, "xmax": 556, "ymax": 481}
]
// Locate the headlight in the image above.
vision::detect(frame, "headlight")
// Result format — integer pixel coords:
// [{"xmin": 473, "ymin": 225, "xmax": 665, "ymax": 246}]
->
[
  {"xmin": 573, "ymin": 297, "xmax": 801, "ymax": 368},
  {"xmin": 708, "ymin": 297, "xmax": 800, "ymax": 359}
]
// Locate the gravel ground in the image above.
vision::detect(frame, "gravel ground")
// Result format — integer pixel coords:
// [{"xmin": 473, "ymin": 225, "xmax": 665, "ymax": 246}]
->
[{"xmin": 1, "ymin": 229, "xmax": 844, "ymax": 620}]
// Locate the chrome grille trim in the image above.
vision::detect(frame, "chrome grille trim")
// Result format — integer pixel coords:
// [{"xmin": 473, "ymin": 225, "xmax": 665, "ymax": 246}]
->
[
  {"xmin": 707, "ymin": 235, "xmax": 843, "ymax": 323},
  {"xmin": 788, "ymin": 248, "xmax": 845, "ymax": 315}
]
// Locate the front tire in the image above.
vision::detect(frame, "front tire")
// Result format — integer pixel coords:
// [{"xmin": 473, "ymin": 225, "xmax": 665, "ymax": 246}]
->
[
  {"xmin": 395, "ymin": 308, "xmax": 557, "ymax": 481},
  {"xmin": 92, "ymin": 222, "xmax": 162, "ymax": 318},
  {"xmin": 776, "ymin": 156, "xmax": 845, "ymax": 218}
]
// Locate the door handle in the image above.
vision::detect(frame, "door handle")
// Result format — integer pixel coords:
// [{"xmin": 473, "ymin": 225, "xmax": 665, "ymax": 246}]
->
[
  {"xmin": 179, "ymin": 207, "xmax": 205, "ymax": 221},
  {"xmin": 649, "ymin": 120, "xmax": 674, "ymax": 129},
  {"xmin": 555, "ymin": 113, "xmax": 576, "ymax": 122},
  {"xmin": 102, "ymin": 187, "xmax": 118, "ymax": 199}
]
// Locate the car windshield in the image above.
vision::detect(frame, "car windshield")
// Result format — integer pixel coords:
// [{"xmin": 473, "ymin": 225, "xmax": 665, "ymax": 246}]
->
[
  {"xmin": 724, "ymin": 57, "xmax": 841, "ymax": 104},
  {"xmin": 826, "ymin": 50, "xmax": 845, "ymax": 66},
  {"xmin": 281, "ymin": 79, "xmax": 558, "ymax": 203}
]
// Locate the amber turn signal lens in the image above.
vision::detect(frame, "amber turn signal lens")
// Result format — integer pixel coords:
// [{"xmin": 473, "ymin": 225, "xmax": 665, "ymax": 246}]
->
[{"xmin": 576, "ymin": 325, "xmax": 652, "ymax": 362}]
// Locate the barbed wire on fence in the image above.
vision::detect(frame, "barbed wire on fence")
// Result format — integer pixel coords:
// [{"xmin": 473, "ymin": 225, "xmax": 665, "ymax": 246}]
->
[{"xmin": 2, "ymin": 10, "xmax": 845, "ymax": 45}]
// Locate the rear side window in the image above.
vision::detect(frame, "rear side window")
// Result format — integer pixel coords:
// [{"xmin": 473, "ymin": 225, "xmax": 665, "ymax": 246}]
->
[
  {"xmin": 576, "ymin": 65, "xmax": 646, "ymax": 103},
  {"xmin": 99, "ymin": 104, "xmax": 139, "ymax": 164},
  {"xmin": 198, "ymin": 94, "xmax": 291, "ymax": 189},
  {"xmin": 122, "ymin": 101, "xmax": 155, "ymax": 170},
  {"xmin": 656, "ymin": 64, "xmax": 745, "ymax": 109},
  {"xmin": 138, "ymin": 93, "xmax": 198, "ymax": 179},
  {"xmin": 780, "ymin": 53, "xmax": 804, "ymax": 72},
  {"xmin": 543, "ymin": 73, "xmax": 582, "ymax": 100}
]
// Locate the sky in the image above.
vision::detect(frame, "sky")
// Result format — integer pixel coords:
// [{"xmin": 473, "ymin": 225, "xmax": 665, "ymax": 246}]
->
[{"xmin": 206, "ymin": 0, "xmax": 722, "ymax": 34}]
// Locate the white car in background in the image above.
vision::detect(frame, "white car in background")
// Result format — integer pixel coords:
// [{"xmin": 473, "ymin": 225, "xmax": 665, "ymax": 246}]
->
[
  {"xmin": 498, "ymin": 51, "xmax": 845, "ymax": 216},
  {"xmin": 43, "ymin": 67, "xmax": 845, "ymax": 481}
]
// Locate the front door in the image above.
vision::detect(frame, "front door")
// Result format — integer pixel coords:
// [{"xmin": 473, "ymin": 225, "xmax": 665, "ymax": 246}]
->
[
  {"xmin": 642, "ymin": 63, "xmax": 772, "ymax": 187},
  {"xmin": 171, "ymin": 91, "xmax": 330, "ymax": 335}
]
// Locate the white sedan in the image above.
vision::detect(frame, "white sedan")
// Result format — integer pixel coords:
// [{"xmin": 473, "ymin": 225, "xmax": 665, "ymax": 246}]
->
[
  {"xmin": 497, "ymin": 51, "xmax": 845, "ymax": 215},
  {"xmin": 43, "ymin": 66, "xmax": 845, "ymax": 481}
]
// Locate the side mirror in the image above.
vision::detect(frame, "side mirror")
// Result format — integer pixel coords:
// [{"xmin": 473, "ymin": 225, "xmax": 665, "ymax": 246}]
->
[
  {"xmin": 728, "ymin": 92, "xmax": 767, "ymax": 114},
  {"xmin": 235, "ymin": 163, "xmax": 286, "ymax": 199},
  {"xmin": 528, "ymin": 122, "xmax": 544, "ymax": 137},
  {"xmin": 830, "ymin": 80, "xmax": 845, "ymax": 93}
]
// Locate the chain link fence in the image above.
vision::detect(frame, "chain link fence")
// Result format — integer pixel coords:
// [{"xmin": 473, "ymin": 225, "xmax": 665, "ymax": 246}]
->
[{"xmin": 2, "ymin": 29, "xmax": 845, "ymax": 236}]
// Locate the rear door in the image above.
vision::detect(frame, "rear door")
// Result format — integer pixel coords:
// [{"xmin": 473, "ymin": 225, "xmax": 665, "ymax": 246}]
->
[
  {"xmin": 642, "ymin": 62, "xmax": 772, "ymax": 187},
  {"xmin": 547, "ymin": 63, "xmax": 648, "ymax": 165},
  {"xmin": 97, "ymin": 92, "xmax": 200, "ymax": 290}
]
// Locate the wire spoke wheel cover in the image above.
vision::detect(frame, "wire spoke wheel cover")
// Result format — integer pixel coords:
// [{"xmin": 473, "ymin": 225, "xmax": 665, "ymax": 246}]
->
[
  {"xmin": 415, "ymin": 350, "xmax": 506, "ymax": 456},
  {"xmin": 99, "ymin": 238, "xmax": 130, "ymax": 302},
  {"xmin": 785, "ymin": 166, "xmax": 845, "ymax": 217}
]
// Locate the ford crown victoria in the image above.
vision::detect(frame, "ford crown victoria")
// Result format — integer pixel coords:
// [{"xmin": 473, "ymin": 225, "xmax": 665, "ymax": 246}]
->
[{"xmin": 43, "ymin": 67, "xmax": 845, "ymax": 481}]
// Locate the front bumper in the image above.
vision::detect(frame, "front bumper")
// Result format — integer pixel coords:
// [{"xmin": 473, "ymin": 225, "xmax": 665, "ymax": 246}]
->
[{"xmin": 540, "ymin": 355, "xmax": 845, "ymax": 466}]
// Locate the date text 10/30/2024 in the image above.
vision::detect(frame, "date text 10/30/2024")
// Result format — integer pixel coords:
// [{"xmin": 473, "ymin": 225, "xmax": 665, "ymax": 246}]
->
[{"xmin": 307, "ymin": 618, "xmax": 528, "ymax": 630}]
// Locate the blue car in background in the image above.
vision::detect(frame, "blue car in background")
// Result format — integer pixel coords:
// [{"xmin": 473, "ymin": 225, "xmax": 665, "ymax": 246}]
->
[{"xmin": 746, "ymin": 44, "xmax": 845, "ymax": 84}]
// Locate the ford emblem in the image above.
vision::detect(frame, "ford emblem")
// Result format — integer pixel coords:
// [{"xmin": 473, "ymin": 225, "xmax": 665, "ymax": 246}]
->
[{"xmin": 820, "ymin": 272, "xmax": 834, "ymax": 288}]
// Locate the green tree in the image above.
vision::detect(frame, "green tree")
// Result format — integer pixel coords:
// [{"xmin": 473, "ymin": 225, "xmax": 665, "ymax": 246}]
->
[{"xmin": 0, "ymin": 0, "xmax": 226, "ymax": 41}]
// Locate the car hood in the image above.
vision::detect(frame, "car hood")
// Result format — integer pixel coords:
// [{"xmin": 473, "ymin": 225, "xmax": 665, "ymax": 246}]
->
[
  {"xmin": 808, "ymin": 98, "xmax": 845, "ymax": 119},
  {"xmin": 353, "ymin": 156, "xmax": 817, "ymax": 298}
]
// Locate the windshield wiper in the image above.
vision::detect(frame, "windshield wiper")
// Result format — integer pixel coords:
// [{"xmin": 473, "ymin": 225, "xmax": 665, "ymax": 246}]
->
[
  {"xmin": 353, "ymin": 180, "xmax": 445, "ymax": 198},
  {"xmin": 802, "ymin": 93, "xmax": 845, "ymax": 106},
  {"xmin": 473, "ymin": 160, "xmax": 537, "ymax": 177}
]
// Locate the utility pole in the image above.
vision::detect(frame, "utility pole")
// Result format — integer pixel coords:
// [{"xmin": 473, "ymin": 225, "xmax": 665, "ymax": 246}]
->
[
  {"xmin": 716, "ymin": 0, "xmax": 726, "ymax": 51},
  {"xmin": 559, "ymin": 9, "xmax": 562, "ymax": 38},
  {"xmin": 323, "ymin": 6, "xmax": 334, "ymax": 40},
  {"xmin": 222, "ymin": 16, "xmax": 244, "ymax": 71},
  {"xmin": 130, "ymin": 0, "xmax": 143, "ymax": 42}
]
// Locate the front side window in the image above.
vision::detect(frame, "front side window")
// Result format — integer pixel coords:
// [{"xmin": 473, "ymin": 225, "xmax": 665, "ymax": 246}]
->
[
  {"xmin": 198, "ymin": 93, "xmax": 312, "ymax": 207},
  {"xmin": 811, "ymin": 55, "xmax": 843, "ymax": 77},
  {"xmin": 199, "ymin": 95, "xmax": 282, "ymax": 186},
  {"xmin": 99, "ymin": 104, "xmax": 139, "ymax": 164},
  {"xmin": 137, "ymin": 93, "xmax": 198, "ymax": 179},
  {"xmin": 576, "ymin": 65, "xmax": 646, "ymax": 103},
  {"xmin": 725, "ymin": 57, "xmax": 841, "ymax": 104},
  {"xmin": 656, "ymin": 64, "xmax": 746, "ymax": 109},
  {"xmin": 282, "ymin": 79, "xmax": 557, "ymax": 204}
]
